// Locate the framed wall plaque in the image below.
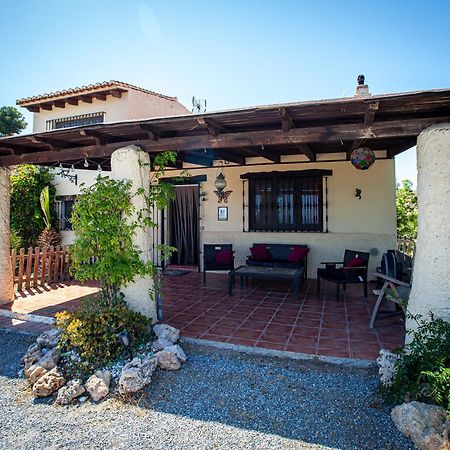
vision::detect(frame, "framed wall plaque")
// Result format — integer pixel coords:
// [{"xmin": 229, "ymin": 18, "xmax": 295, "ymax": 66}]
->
[{"xmin": 218, "ymin": 206, "xmax": 228, "ymax": 221}]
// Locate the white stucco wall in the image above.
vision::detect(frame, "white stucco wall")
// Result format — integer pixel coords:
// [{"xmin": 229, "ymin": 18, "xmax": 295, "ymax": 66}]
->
[{"xmin": 167, "ymin": 157, "xmax": 397, "ymax": 279}]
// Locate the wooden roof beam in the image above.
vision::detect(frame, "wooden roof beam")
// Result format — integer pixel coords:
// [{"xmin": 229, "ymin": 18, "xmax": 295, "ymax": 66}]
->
[
  {"xmin": 93, "ymin": 92, "xmax": 107, "ymax": 101},
  {"xmin": 79, "ymin": 129, "xmax": 110, "ymax": 146},
  {"xmin": 26, "ymin": 136, "xmax": 66, "ymax": 152},
  {"xmin": 53, "ymin": 101, "xmax": 66, "ymax": 109},
  {"xmin": 214, "ymin": 150, "xmax": 246, "ymax": 165},
  {"xmin": 348, "ymin": 138, "xmax": 367, "ymax": 159},
  {"xmin": 279, "ymin": 107, "xmax": 294, "ymax": 131},
  {"xmin": 109, "ymin": 89, "xmax": 123, "ymax": 98},
  {"xmin": 197, "ymin": 117, "xmax": 226, "ymax": 136},
  {"xmin": 40, "ymin": 103, "xmax": 52, "ymax": 111},
  {"xmin": 243, "ymin": 146, "xmax": 280, "ymax": 163},
  {"xmin": 67, "ymin": 98, "xmax": 79, "ymax": 106},
  {"xmin": 364, "ymin": 101, "xmax": 379, "ymax": 126},
  {"xmin": 139, "ymin": 124, "xmax": 160, "ymax": 140},
  {"xmin": 297, "ymin": 144, "xmax": 316, "ymax": 161},
  {"xmin": 81, "ymin": 95, "xmax": 93, "ymax": 104},
  {"xmin": 27, "ymin": 106, "xmax": 40, "ymax": 113},
  {"xmin": 2, "ymin": 115, "xmax": 448, "ymax": 167}
]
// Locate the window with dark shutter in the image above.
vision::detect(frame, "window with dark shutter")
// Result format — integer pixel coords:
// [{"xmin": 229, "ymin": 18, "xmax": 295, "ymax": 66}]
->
[{"xmin": 243, "ymin": 170, "xmax": 330, "ymax": 232}]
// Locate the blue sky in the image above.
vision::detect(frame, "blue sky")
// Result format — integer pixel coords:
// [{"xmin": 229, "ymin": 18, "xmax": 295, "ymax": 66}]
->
[{"xmin": 2, "ymin": 0, "xmax": 449, "ymax": 185}]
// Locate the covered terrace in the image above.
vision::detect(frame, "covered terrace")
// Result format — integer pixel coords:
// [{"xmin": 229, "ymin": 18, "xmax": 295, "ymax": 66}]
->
[{"xmin": 0, "ymin": 87, "xmax": 449, "ymax": 359}]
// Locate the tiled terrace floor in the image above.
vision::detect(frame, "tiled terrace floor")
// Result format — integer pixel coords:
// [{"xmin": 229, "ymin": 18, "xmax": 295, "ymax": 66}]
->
[{"xmin": 163, "ymin": 272, "xmax": 405, "ymax": 360}]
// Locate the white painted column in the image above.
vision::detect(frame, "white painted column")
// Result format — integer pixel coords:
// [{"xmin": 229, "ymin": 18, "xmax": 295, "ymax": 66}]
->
[
  {"xmin": 0, "ymin": 167, "xmax": 14, "ymax": 303},
  {"xmin": 406, "ymin": 124, "xmax": 450, "ymax": 333},
  {"xmin": 111, "ymin": 145, "xmax": 156, "ymax": 321}
]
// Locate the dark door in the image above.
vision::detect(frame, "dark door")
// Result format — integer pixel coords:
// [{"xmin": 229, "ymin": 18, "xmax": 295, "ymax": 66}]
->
[{"xmin": 169, "ymin": 185, "xmax": 200, "ymax": 266}]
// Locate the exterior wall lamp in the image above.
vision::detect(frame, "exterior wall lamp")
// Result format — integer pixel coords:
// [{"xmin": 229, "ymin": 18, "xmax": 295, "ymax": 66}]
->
[{"xmin": 214, "ymin": 161, "xmax": 232, "ymax": 203}]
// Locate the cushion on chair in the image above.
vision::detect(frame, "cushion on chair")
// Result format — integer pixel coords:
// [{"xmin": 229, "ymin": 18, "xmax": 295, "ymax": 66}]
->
[
  {"xmin": 216, "ymin": 250, "xmax": 234, "ymax": 266},
  {"xmin": 250, "ymin": 245, "xmax": 271, "ymax": 262},
  {"xmin": 287, "ymin": 246, "xmax": 309, "ymax": 263},
  {"xmin": 345, "ymin": 257, "xmax": 364, "ymax": 268}
]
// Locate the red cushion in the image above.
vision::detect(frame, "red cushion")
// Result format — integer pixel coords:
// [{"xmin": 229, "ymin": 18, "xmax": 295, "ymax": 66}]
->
[
  {"xmin": 215, "ymin": 250, "xmax": 234, "ymax": 266},
  {"xmin": 287, "ymin": 246, "xmax": 309, "ymax": 263},
  {"xmin": 250, "ymin": 245, "xmax": 271, "ymax": 262},
  {"xmin": 345, "ymin": 257, "xmax": 365, "ymax": 268}
]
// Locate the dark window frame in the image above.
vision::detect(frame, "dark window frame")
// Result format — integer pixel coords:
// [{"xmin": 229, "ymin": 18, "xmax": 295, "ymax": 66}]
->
[{"xmin": 244, "ymin": 170, "xmax": 330, "ymax": 233}]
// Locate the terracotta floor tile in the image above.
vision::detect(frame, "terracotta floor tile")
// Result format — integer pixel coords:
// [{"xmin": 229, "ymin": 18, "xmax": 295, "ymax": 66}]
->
[
  {"xmin": 227, "ymin": 337, "xmax": 256, "ymax": 347},
  {"xmin": 240, "ymin": 320, "xmax": 269, "ymax": 330},
  {"xmin": 285, "ymin": 344, "xmax": 317, "ymax": 355},
  {"xmin": 232, "ymin": 328, "xmax": 263, "ymax": 340},
  {"xmin": 288, "ymin": 334, "xmax": 319, "ymax": 347},
  {"xmin": 259, "ymin": 331, "xmax": 290, "ymax": 345},
  {"xmin": 317, "ymin": 348, "xmax": 350, "ymax": 358},
  {"xmin": 292, "ymin": 325, "xmax": 320, "ymax": 337},
  {"xmin": 318, "ymin": 337, "xmax": 349, "ymax": 350},
  {"xmin": 255, "ymin": 341, "xmax": 286, "ymax": 351}
]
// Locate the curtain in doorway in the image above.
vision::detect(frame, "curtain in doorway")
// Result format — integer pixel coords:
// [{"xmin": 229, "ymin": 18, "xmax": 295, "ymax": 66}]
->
[{"xmin": 170, "ymin": 186, "xmax": 199, "ymax": 265}]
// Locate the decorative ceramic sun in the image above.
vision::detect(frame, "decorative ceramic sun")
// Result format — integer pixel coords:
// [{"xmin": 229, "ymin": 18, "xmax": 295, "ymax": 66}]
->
[{"xmin": 350, "ymin": 147, "xmax": 376, "ymax": 170}]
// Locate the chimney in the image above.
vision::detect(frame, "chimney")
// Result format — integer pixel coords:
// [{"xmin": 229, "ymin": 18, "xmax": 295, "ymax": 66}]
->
[{"xmin": 355, "ymin": 74, "xmax": 370, "ymax": 96}]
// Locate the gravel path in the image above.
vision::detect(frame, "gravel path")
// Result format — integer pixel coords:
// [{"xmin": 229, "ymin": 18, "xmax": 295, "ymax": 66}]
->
[{"xmin": 0, "ymin": 329, "xmax": 413, "ymax": 450}]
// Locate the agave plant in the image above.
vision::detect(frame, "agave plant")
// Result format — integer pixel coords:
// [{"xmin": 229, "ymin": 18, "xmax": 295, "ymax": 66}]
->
[{"xmin": 37, "ymin": 186, "xmax": 60, "ymax": 248}]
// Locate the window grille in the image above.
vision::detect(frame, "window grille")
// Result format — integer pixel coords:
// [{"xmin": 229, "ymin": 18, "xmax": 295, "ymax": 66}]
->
[
  {"xmin": 56, "ymin": 198, "xmax": 75, "ymax": 231},
  {"xmin": 46, "ymin": 112, "xmax": 105, "ymax": 131},
  {"xmin": 248, "ymin": 174, "xmax": 324, "ymax": 232}
]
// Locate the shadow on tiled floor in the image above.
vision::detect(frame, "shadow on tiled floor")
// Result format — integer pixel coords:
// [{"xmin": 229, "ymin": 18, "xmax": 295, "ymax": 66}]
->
[{"xmin": 162, "ymin": 272, "xmax": 405, "ymax": 360}]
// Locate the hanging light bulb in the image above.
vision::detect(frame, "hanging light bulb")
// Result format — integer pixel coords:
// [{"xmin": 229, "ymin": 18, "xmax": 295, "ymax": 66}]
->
[
  {"xmin": 84, "ymin": 158, "xmax": 89, "ymax": 168},
  {"xmin": 97, "ymin": 164, "xmax": 102, "ymax": 172},
  {"xmin": 59, "ymin": 162, "xmax": 63, "ymax": 169},
  {"xmin": 70, "ymin": 164, "xmax": 75, "ymax": 173}
]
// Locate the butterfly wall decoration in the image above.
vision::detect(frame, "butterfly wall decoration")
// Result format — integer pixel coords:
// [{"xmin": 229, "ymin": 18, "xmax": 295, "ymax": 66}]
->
[{"xmin": 214, "ymin": 190, "xmax": 232, "ymax": 203}]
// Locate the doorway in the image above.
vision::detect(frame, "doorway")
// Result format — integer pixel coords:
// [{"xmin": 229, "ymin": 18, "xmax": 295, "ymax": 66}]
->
[{"xmin": 169, "ymin": 185, "xmax": 200, "ymax": 266}]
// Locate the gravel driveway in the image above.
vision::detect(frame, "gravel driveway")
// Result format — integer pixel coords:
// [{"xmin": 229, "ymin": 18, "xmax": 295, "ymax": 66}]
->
[{"xmin": 0, "ymin": 329, "xmax": 413, "ymax": 450}]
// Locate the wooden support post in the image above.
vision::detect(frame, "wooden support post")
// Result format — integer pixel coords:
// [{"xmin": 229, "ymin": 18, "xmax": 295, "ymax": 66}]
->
[
  {"xmin": 25, "ymin": 247, "xmax": 32, "ymax": 290},
  {"xmin": 33, "ymin": 247, "xmax": 40, "ymax": 288},
  {"xmin": 17, "ymin": 248, "xmax": 25, "ymax": 292}
]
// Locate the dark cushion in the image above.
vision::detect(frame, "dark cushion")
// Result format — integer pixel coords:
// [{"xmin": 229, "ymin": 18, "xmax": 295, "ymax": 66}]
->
[
  {"xmin": 250, "ymin": 245, "xmax": 271, "ymax": 262},
  {"xmin": 216, "ymin": 250, "xmax": 234, "ymax": 266},
  {"xmin": 288, "ymin": 246, "xmax": 309, "ymax": 263},
  {"xmin": 345, "ymin": 257, "xmax": 364, "ymax": 268}
]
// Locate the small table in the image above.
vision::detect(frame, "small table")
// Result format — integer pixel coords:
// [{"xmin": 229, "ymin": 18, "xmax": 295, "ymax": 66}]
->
[{"xmin": 228, "ymin": 266, "xmax": 304, "ymax": 298}]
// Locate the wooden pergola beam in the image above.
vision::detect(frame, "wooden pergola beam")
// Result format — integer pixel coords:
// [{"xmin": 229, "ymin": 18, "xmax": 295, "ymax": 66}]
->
[
  {"xmin": 279, "ymin": 107, "xmax": 294, "ymax": 131},
  {"xmin": 297, "ymin": 144, "xmax": 316, "ymax": 161},
  {"xmin": 364, "ymin": 101, "xmax": 379, "ymax": 126},
  {"xmin": 197, "ymin": 117, "xmax": 226, "ymax": 136},
  {"xmin": 243, "ymin": 146, "xmax": 280, "ymax": 163},
  {"xmin": 139, "ymin": 124, "xmax": 160, "ymax": 141},
  {"xmin": 214, "ymin": 150, "xmax": 246, "ymax": 165},
  {"xmin": 79, "ymin": 129, "xmax": 110, "ymax": 146},
  {"xmin": 1, "ymin": 116, "xmax": 448, "ymax": 166},
  {"xmin": 386, "ymin": 138, "xmax": 417, "ymax": 158}
]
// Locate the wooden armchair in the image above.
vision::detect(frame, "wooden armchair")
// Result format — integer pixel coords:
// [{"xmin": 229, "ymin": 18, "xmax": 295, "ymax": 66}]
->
[
  {"xmin": 317, "ymin": 249, "xmax": 370, "ymax": 300},
  {"xmin": 369, "ymin": 273, "xmax": 411, "ymax": 328}
]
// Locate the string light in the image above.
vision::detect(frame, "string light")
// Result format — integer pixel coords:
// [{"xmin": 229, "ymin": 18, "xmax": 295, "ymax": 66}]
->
[
  {"xmin": 59, "ymin": 162, "xmax": 63, "ymax": 169},
  {"xmin": 84, "ymin": 158, "xmax": 89, "ymax": 168},
  {"xmin": 97, "ymin": 164, "xmax": 102, "ymax": 172},
  {"xmin": 70, "ymin": 164, "xmax": 75, "ymax": 173}
]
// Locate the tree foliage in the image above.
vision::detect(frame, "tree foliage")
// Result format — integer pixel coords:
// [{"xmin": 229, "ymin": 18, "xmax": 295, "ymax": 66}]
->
[
  {"xmin": 10, "ymin": 165, "xmax": 55, "ymax": 248},
  {"xmin": 0, "ymin": 106, "xmax": 27, "ymax": 136},
  {"xmin": 396, "ymin": 179, "xmax": 418, "ymax": 239},
  {"xmin": 70, "ymin": 150, "xmax": 179, "ymax": 305}
]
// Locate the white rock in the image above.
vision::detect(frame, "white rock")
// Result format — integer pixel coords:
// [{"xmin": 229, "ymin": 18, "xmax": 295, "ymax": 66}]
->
[
  {"xmin": 36, "ymin": 329, "xmax": 61, "ymax": 349},
  {"xmin": 85, "ymin": 370, "xmax": 111, "ymax": 402},
  {"xmin": 118, "ymin": 355, "xmax": 157, "ymax": 394},
  {"xmin": 155, "ymin": 351, "xmax": 181, "ymax": 371},
  {"xmin": 391, "ymin": 401, "xmax": 450, "ymax": 450},
  {"xmin": 152, "ymin": 338, "xmax": 174, "ymax": 352},
  {"xmin": 153, "ymin": 324, "xmax": 180, "ymax": 344},
  {"xmin": 56, "ymin": 379, "xmax": 86, "ymax": 405},
  {"xmin": 25, "ymin": 347, "xmax": 61, "ymax": 384},
  {"xmin": 78, "ymin": 396, "xmax": 88, "ymax": 403},
  {"xmin": 26, "ymin": 365, "xmax": 48, "ymax": 385},
  {"xmin": 163, "ymin": 344, "xmax": 186, "ymax": 363},
  {"xmin": 32, "ymin": 367, "xmax": 66, "ymax": 397}
]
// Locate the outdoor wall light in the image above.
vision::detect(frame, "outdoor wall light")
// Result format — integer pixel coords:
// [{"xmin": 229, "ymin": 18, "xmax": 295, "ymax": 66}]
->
[{"xmin": 214, "ymin": 161, "xmax": 232, "ymax": 203}]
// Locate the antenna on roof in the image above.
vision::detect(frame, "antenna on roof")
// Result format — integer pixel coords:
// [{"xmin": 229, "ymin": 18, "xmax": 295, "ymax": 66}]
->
[{"xmin": 192, "ymin": 96, "xmax": 207, "ymax": 113}]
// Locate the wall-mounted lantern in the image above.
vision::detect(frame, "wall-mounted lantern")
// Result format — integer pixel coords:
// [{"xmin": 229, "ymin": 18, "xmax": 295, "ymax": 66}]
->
[{"xmin": 214, "ymin": 161, "xmax": 232, "ymax": 203}]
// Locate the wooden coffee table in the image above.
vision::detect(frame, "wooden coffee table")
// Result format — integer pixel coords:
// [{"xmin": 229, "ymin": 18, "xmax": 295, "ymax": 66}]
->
[{"xmin": 228, "ymin": 265, "xmax": 304, "ymax": 298}]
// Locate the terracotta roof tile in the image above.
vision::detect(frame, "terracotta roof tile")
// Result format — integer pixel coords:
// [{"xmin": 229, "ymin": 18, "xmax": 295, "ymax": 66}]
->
[{"xmin": 16, "ymin": 80, "xmax": 177, "ymax": 105}]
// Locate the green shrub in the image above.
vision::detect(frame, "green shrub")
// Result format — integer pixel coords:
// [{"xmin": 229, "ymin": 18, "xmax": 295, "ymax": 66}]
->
[
  {"xmin": 383, "ymin": 313, "xmax": 450, "ymax": 415},
  {"xmin": 55, "ymin": 295, "xmax": 151, "ymax": 366},
  {"xmin": 10, "ymin": 229, "xmax": 22, "ymax": 250}
]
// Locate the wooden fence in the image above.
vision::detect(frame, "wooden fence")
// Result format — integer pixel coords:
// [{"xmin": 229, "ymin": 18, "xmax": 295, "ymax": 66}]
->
[
  {"xmin": 11, "ymin": 245, "xmax": 71, "ymax": 291},
  {"xmin": 397, "ymin": 238, "xmax": 416, "ymax": 258}
]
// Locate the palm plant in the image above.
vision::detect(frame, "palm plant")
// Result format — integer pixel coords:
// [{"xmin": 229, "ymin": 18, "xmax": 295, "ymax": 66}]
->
[{"xmin": 37, "ymin": 186, "xmax": 60, "ymax": 248}]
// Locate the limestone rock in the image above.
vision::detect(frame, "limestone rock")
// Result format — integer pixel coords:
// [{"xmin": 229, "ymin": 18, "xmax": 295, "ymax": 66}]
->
[
  {"xmin": 155, "ymin": 351, "xmax": 181, "ymax": 371},
  {"xmin": 118, "ymin": 355, "xmax": 157, "ymax": 394},
  {"xmin": 22, "ymin": 344, "xmax": 43, "ymax": 370},
  {"xmin": 85, "ymin": 370, "xmax": 111, "ymax": 402},
  {"xmin": 25, "ymin": 347, "xmax": 61, "ymax": 384},
  {"xmin": 152, "ymin": 337, "xmax": 174, "ymax": 352},
  {"xmin": 32, "ymin": 367, "xmax": 66, "ymax": 398},
  {"xmin": 36, "ymin": 329, "xmax": 61, "ymax": 349},
  {"xmin": 391, "ymin": 401, "xmax": 450, "ymax": 450},
  {"xmin": 56, "ymin": 379, "xmax": 86, "ymax": 405},
  {"xmin": 153, "ymin": 324, "xmax": 180, "ymax": 344},
  {"xmin": 163, "ymin": 344, "xmax": 187, "ymax": 363}
]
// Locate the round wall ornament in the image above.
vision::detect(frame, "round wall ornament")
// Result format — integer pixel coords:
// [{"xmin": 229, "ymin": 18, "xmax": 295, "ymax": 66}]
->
[{"xmin": 350, "ymin": 147, "xmax": 375, "ymax": 170}]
